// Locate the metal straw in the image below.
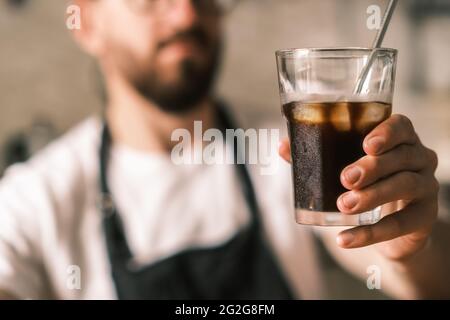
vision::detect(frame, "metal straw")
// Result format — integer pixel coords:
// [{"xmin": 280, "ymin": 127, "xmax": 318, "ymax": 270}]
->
[{"xmin": 353, "ymin": 0, "xmax": 398, "ymax": 95}]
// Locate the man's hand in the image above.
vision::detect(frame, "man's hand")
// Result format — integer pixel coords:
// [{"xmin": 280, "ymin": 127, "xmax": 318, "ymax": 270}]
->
[{"xmin": 279, "ymin": 114, "xmax": 440, "ymax": 262}]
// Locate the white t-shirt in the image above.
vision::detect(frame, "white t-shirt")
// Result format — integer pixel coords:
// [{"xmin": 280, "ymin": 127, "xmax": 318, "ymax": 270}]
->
[{"xmin": 0, "ymin": 116, "xmax": 325, "ymax": 299}]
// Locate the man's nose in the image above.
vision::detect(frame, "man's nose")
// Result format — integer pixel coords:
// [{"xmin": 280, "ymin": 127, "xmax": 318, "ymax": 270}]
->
[{"xmin": 167, "ymin": 0, "xmax": 200, "ymax": 30}]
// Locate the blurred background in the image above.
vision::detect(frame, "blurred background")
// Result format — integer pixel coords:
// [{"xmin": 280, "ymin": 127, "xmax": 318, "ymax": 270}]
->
[{"xmin": 1, "ymin": 0, "xmax": 449, "ymax": 299}]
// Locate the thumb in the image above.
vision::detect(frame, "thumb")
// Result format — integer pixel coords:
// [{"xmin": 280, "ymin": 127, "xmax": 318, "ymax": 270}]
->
[{"xmin": 278, "ymin": 138, "xmax": 292, "ymax": 163}]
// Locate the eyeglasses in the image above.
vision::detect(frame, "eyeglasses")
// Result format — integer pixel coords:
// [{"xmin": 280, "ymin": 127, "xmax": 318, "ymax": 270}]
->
[{"xmin": 127, "ymin": 0, "xmax": 238, "ymax": 15}]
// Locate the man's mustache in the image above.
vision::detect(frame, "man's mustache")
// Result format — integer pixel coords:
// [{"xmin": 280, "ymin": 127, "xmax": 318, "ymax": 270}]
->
[{"xmin": 158, "ymin": 28, "xmax": 210, "ymax": 51}]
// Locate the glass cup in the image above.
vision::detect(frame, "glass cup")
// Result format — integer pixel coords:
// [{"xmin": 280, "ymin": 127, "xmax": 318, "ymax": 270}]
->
[{"xmin": 275, "ymin": 48, "xmax": 397, "ymax": 226}]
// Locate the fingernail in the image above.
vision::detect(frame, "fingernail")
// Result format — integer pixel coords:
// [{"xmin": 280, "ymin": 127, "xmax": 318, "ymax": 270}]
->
[
  {"xmin": 337, "ymin": 233, "xmax": 355, "ymax": 246},
  {"xmin": 344, "ymin": 166, "xmax": 362, "ymax": 185},
  {"xmin": 367, "ymin": 136, "xmax": 384, "ymax": 154},
  {"xmin": 341, "ymin": 192, "xmax": 359, "ymax": 209}
]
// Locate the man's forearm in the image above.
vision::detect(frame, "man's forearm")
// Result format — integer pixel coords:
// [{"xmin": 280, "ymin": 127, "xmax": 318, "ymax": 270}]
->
[
  {"xmin": 319, "ymin": 220, "xmax": 450, "ymax": 299},
  {"xmin": 385, "ymin": 220, "xmax": 450, "ymax": 299}
]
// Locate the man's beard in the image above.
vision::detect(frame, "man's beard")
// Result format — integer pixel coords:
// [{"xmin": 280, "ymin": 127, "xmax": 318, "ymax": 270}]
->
[
  {"xmin": 129, "ymin": 28, "xmax": 222, "ymax": 114},
  {"xmin": 136, "ymin": 49, "xmax": 220, "ymax": 114}
]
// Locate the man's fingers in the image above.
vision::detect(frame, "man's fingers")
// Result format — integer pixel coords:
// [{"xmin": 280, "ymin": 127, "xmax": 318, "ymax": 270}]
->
[
  {"xmin": 340, "ymin": 144, "xmax": 431, "ymax": 190},
  {"xmin": 363, "ymin": 114, "xmax": 418, "ymax": 156},
  {"xmin": 336, "ymin": 200, "xmax": 436, "ymax": 248},
  {"xmin": 278, "ymin": 138, "xmax": 291, "ymax": 163},
  {"xmin": 337, "ymin": 171, "xmax": 437, "ymax": 214}
]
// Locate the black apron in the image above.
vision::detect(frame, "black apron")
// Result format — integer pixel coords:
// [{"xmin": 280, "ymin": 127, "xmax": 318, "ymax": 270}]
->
[{"xmin": 98, "ymin": 105, "xmax": 294, "ymax": 299}]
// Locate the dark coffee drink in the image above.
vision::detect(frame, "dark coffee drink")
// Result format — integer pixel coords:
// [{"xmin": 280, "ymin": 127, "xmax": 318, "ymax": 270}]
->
[{"xmin": 283, "ymin": 101, "xmax": 391, "ymax": 212}]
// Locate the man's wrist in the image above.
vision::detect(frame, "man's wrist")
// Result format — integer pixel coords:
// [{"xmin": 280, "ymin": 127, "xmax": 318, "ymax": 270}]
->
[{"xmin": 390, "ymin": 236, "xmax": 434, "ymax": 273}]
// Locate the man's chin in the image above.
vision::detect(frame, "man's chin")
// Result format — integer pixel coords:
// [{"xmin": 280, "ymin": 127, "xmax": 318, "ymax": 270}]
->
[
  {"xmin": 158, "ymin": 42, "xmax": 205, "ymax": 66},
  {"xmin": 138, "ymin": 82, "xmax": 211, "ymax": 115},
  {"xmin": 156, "ymin": 59, "xmax": 209, "ymax": 86}
]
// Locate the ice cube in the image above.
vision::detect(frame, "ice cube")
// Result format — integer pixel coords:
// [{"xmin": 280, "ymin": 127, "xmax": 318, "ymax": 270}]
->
[
  {"xmin": 292, "ymin": 103, "xmax": 325, "ymax": 123},
  {"xmin": 355, "ymin": 102, "xmax": 390, "ymax": 131},
  {"xmin": 330, "ymin": 102, "xmax": 351, "ymax": 131},
  {"xmin": 362, "ymin": 102, "xmax": 388, "ymax": 122}
]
